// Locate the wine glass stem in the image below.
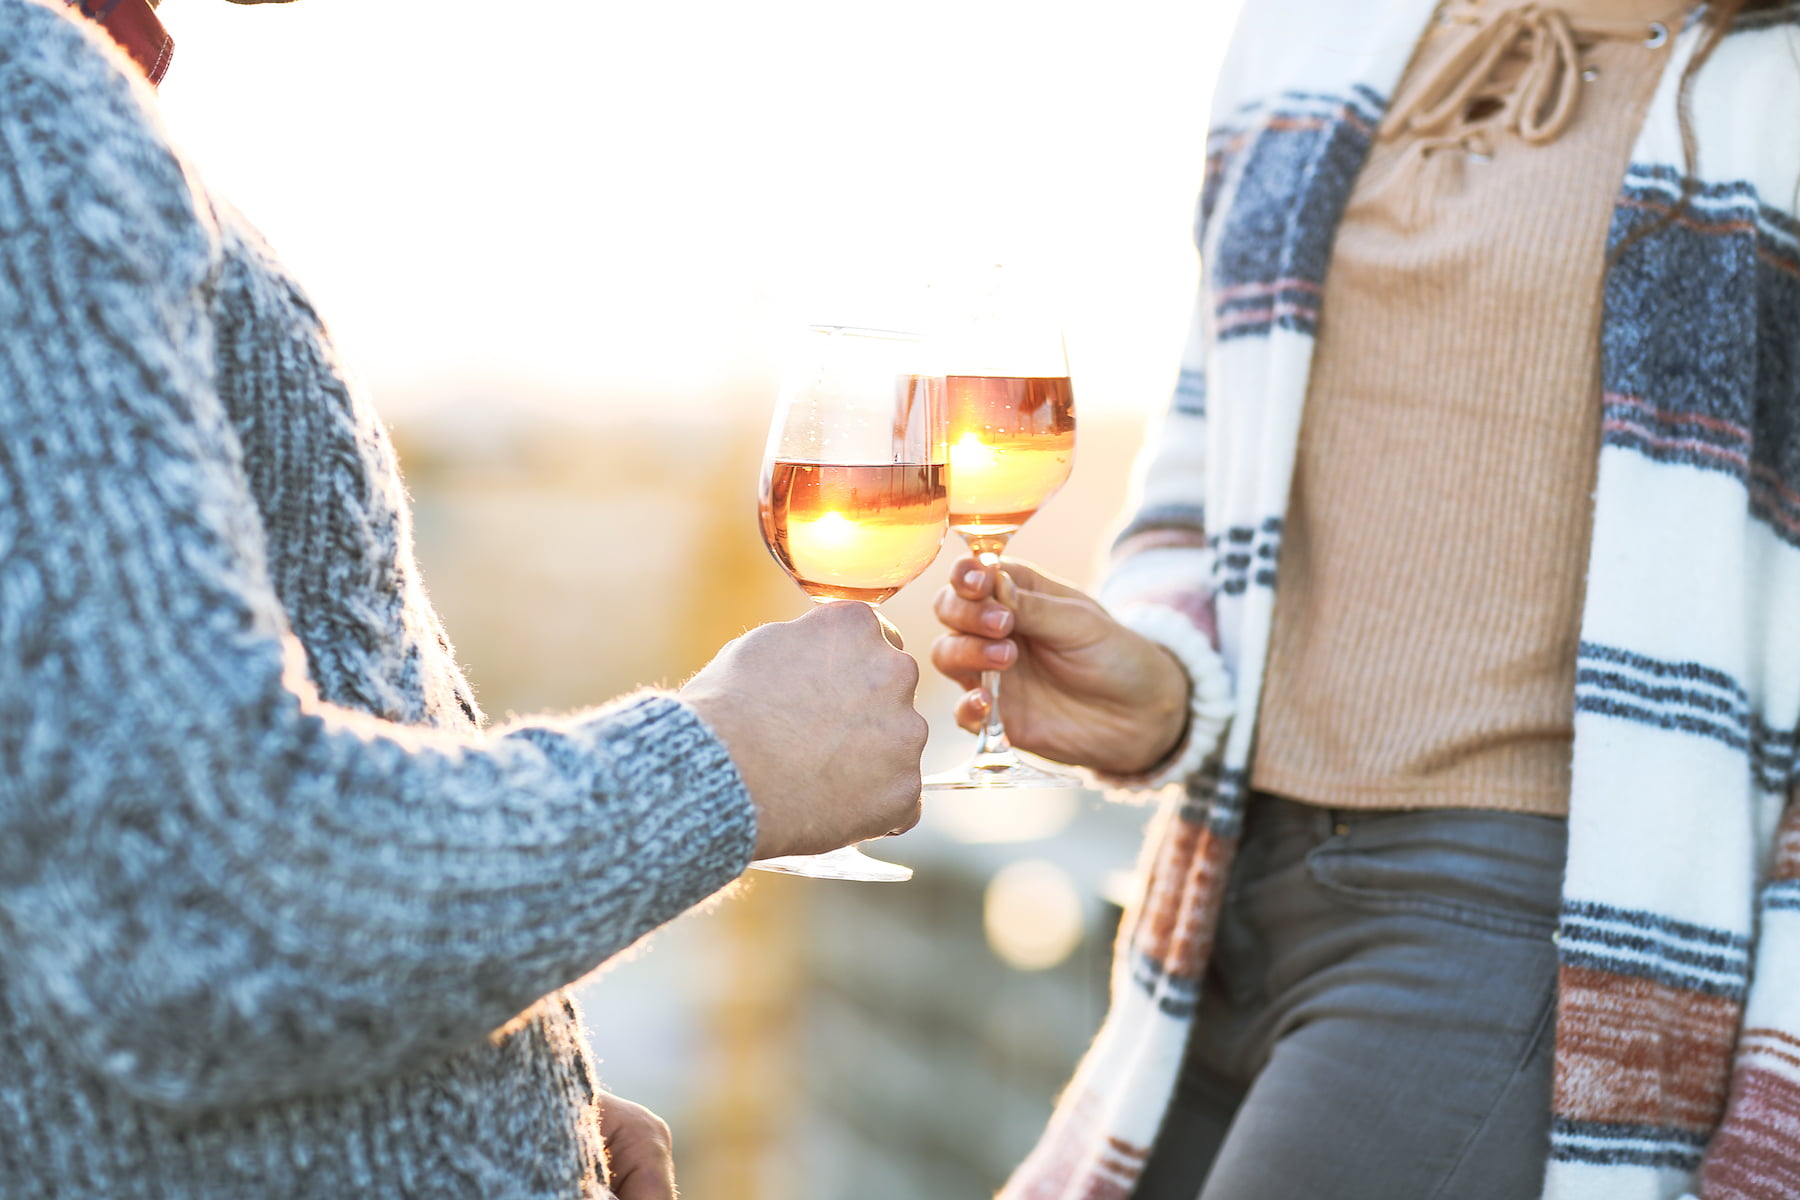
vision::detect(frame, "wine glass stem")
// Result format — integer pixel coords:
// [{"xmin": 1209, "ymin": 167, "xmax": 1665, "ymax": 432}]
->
[
  {"xmin": 969, "ymin": 538, "xmax": 1017, "ymax": 760},
  {"xmin": 977, "ymin": 663, "xmax": 1012, "ymax": 756}
]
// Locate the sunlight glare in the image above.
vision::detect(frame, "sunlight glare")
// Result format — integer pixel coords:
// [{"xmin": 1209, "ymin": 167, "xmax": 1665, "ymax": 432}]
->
[
  {"xmin": 796, "ymin": 510, "xmax": 857, "ymax": 549},
  {"xmin": 948, "ymin": 432, "xmax": 1000, "ymax": 478},
  {"xmin": 153, "ymin": 0, "xmax": 1248, "ymax": 421}
]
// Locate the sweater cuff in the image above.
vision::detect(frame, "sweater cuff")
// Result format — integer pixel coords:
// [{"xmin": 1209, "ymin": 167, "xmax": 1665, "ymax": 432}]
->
[
  {"xmin": 565, "ymin": 692, "xmax": 759, "ymax": 894},
  {"xmin": 1088, "ymin": 604, "xmax": 1234, "ymax": 792}
]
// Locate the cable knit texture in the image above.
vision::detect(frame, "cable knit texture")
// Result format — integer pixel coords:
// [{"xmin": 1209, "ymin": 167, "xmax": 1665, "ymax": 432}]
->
[{"xmin": 0, "ymin": 3, "xmax": 758, "ymax": 1196}]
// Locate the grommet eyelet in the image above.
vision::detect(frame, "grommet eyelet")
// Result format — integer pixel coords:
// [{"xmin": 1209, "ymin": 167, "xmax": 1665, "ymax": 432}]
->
[
  {"xmin": 1582, "ymin": 66, "xmax": 1600, "ymax": 82},
  {"xmin": 1645, "ymin": 21, "xmax": 1669, "ymax": 48}
]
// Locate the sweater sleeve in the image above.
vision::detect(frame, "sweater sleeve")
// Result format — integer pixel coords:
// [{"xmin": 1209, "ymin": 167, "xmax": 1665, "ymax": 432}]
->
[
  {"xmin": 1091, "ymin": 290, "xmax": 1235, "ymax": 791},
  {"xmin": 0, "ymin": 10, "xmax": 756, "ymax": 1114}
]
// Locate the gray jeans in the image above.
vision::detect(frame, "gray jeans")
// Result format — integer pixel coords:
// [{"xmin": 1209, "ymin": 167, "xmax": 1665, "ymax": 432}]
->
[{"xmin": 1131, "ymin": 793, "xmax": 1566, "ymax": 1200}]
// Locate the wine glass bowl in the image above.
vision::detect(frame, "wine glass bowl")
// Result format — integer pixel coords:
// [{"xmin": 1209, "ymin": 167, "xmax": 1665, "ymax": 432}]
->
[
  {"xmin": 945, "ymin": 374, "xmax": 1076, "ymax": 550},
  {"xmin": 761, "ymin": 460, "xmax": 948, "ymax": 604},
  {"xmin": 924, "ymin": 272, "xmax": 1081, "ymax": 792},
  {"xmin": 751, "ymin": 326, "xmax": 947, "ymax": 881}
]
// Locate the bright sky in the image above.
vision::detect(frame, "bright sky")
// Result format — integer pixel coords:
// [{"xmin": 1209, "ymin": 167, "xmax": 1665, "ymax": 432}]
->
[{"xmin": 154, "ymin": 0, "xmax": 1244, "ymax": 422}]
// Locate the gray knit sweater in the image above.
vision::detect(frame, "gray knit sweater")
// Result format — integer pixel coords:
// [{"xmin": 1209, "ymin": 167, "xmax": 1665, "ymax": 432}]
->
[{"xmin": 0, "ymin": 3, "xmax": 760, "ymax": 1196}]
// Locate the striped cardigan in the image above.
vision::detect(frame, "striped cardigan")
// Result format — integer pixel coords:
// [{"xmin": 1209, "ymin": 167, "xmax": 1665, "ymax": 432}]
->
[{"xmin": 1003, "ymin": 4, "xmax": 1800, "ymax": 1199}]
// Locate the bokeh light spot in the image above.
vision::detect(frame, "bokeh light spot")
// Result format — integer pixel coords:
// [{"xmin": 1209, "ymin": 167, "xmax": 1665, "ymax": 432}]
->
[{"xmin": 982, "ymin": 858, "xmax": 1085, "ymax": 972}]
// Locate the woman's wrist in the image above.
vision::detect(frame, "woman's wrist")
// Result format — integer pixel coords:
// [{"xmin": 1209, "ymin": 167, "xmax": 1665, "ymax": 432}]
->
[
  {"xmin": 1127, "ymin": 643, "xmax": 1196, "ymax": 775},
  {"xmin": 1091, "ymin": 603, "xmax": 1235, "ymax": 790}
]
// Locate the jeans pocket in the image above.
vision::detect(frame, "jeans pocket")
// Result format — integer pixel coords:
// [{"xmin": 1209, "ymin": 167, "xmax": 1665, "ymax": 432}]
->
[{"xmin": 1304, "ymin": 809, "xmax": 1566, "ymax": 939}]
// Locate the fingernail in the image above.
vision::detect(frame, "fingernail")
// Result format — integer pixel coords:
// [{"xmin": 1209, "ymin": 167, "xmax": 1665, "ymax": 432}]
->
[
  {"xmin": 963, "ymin": 569, "xmax": 985, "ymax": 591},
  {"xmin": 983, "ymin": 609, "xmax": 1011, "ymax": 635},
  {"xmin": 996, "ymin": 572, "xmax": 1017, "ymax": 605},
  {"xmin": 985, "ymin": 641, "xmax": 1012, "ymax": 666}
]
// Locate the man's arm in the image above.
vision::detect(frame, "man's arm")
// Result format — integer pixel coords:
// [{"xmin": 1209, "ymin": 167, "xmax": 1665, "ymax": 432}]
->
[{"xmin": 0, "ymin": 6, "xmax": 918, "ymax": 1117}]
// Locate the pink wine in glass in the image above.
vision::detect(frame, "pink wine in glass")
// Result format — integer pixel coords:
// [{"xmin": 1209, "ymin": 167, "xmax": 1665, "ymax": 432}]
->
[
  {"xmin": 925, "ymin": 371, "xmax": 1080, "ymax": 792},
  {"xmin": 760, "ymin": 461, "xmax": 949, "ymax": 604},
  {"xmin": 945, "ymin": 376, "xmax": 1075, "ymax": 539}
]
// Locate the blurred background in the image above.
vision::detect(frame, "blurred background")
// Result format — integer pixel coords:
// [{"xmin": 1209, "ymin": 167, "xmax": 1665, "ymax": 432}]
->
[{"xmin": 155, "ymin": 1, "xmax": 1243, "ymax": 1195}]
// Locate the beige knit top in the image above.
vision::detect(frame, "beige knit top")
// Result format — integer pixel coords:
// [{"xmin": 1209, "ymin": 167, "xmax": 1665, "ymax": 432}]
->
[{"xmin": 1249, "ymin": 0, "xmax": 1684, "ymax": 815}]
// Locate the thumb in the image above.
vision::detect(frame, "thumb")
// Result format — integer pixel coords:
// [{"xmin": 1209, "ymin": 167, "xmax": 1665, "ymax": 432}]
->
[{"xmin": 997, "ymin": 569, "xmax": 1110, "ymax": 646}]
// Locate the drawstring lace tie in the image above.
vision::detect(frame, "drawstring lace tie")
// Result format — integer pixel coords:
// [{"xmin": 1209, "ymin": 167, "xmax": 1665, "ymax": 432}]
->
[{"xmin": 1379, "ymin": 2, "xmax": 1671, "ymax": 149}]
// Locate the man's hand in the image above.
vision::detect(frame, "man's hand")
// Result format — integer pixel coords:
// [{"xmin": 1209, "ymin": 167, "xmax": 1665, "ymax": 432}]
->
[
  {"xmin": 598, "ymin": 1091, "xmax": 677, "ymax": 1200},
  {"xmin": 681, "ymin": 602, "xmax": 927, "ymax": 859},
  {"xmin": 930, "ymin": 557, "xmax": 1193, "ymax": 777}
]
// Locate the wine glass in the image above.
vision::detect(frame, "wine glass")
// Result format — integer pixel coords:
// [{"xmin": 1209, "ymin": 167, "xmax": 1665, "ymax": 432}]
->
[
  {"xmin": 924, "ymin": 270, "xmax": 1080, "ymax": 791},
  {"xmin": 751, "ymin": 325, "xmax": 948, "ymax": 882}
]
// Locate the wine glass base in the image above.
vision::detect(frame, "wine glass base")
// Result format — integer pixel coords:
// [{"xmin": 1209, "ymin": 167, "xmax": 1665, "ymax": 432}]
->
[
  {"xmin": 923, "ymin": 755, "xmax": 1084, "ymax": 791},
  {"xmin": 749, "ymin": 846, "xmax": 913, "ymax": 882}
]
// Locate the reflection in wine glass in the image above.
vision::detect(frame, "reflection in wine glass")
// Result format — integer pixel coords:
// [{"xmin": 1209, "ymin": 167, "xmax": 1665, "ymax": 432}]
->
[
  {"xmin": 752, "ymin": 326, "xmax": 947, "ymax": 882},
  {"xmin": 925, "ymin": 269, "xmax": 1081, "ymax": 791}
]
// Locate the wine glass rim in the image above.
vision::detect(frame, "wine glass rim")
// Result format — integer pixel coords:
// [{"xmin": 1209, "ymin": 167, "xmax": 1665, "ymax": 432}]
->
[{"xmin": 803, "ymin": 324, "xmax": 922, "ymax": 341}]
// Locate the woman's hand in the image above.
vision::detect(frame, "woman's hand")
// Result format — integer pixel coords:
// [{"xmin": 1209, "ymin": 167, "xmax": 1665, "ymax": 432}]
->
[
  {"xmin": 598, "ymin": 1091, "xmax": 678, "ymax": 1200},
  {"xmin": 930, "ymin": 557, "xmax": 1193, "ymax": 777}
]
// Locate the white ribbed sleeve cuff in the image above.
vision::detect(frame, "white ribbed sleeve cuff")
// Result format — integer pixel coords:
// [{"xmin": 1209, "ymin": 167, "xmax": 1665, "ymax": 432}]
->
[{"xmin": 1090, "ymin": 603, "xmax": 1235, "ymax": 792}]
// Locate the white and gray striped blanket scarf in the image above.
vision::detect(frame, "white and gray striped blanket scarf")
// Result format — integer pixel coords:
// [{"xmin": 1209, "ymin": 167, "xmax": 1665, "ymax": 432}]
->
[{"xmin": 1005, "ymin": 4, "xmax": 1800, "ymax": 1198}]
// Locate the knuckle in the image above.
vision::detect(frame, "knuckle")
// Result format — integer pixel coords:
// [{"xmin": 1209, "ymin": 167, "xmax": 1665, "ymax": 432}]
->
[
  {"xmin": 896, "ymin": 651, "xmax": 921, "ymax": 689},
  {"xmin": 906, "ymin": 711, "xmax": 929, "ymax": 750},
  {"xmin": 929, "ymin": 635, "xmax": 960, "ymax": 670}
]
